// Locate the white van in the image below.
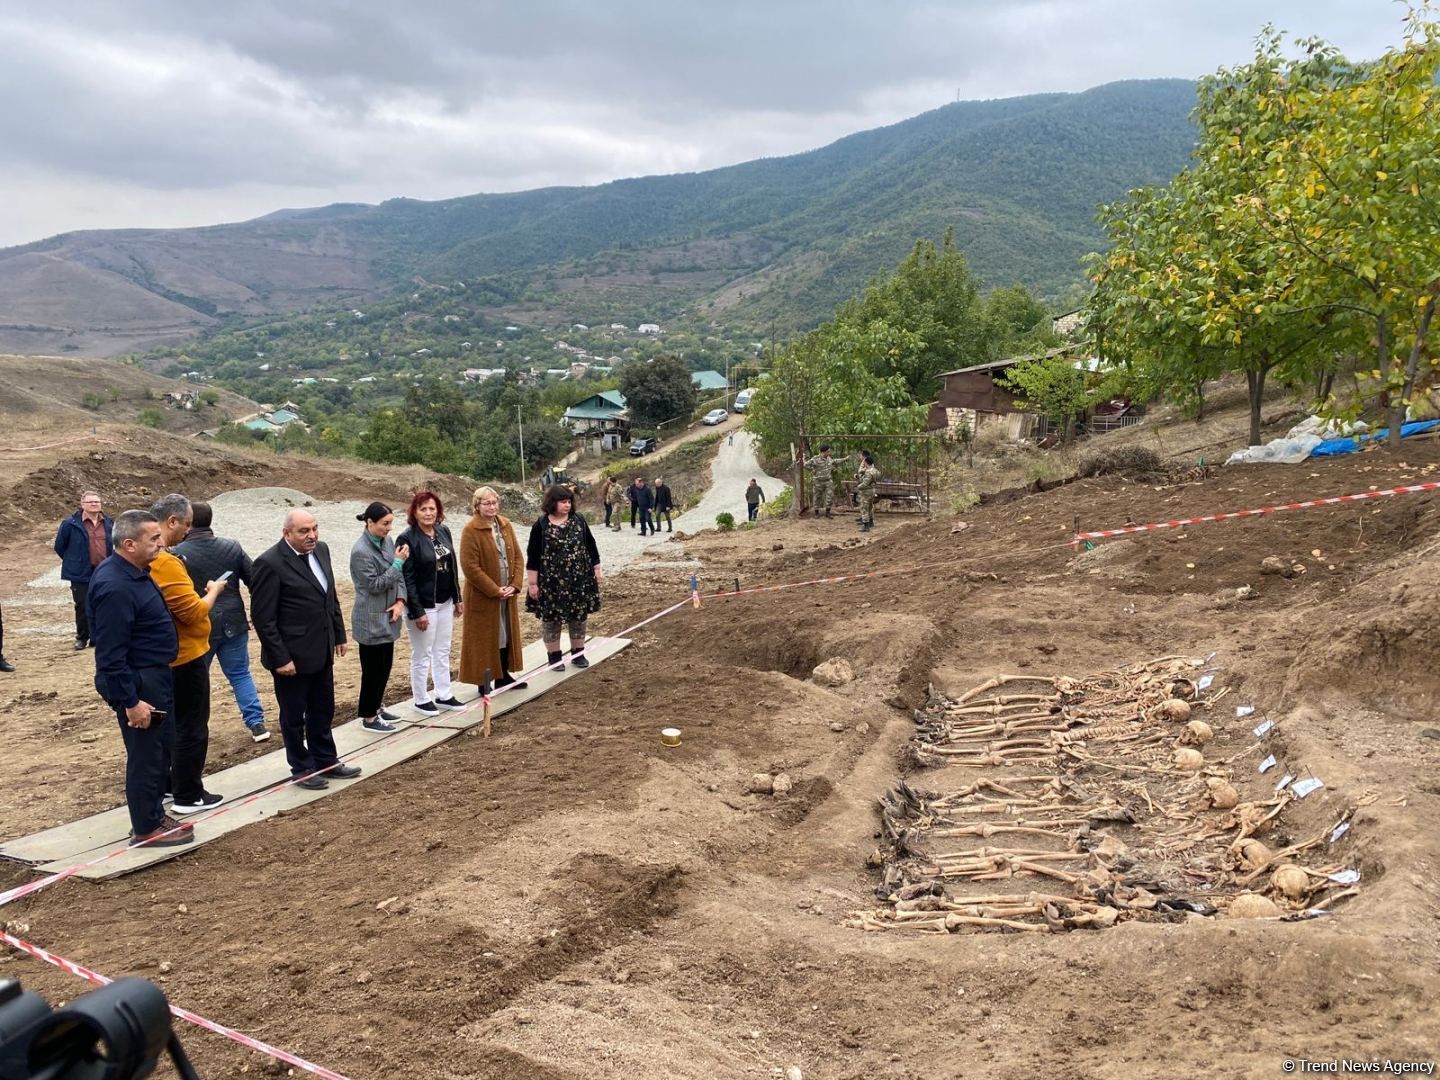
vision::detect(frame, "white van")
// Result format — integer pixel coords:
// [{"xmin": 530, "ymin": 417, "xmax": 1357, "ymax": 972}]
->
[{"xmin": 734, "ymin": 387, "xmax": 754, "ymax": 412}]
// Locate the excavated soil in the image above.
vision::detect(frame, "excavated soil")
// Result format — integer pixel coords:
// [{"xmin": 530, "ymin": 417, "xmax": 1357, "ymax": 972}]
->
[{"xmin": 0, "ymin": 424, "xmax": 1438, "ymax": 1079}]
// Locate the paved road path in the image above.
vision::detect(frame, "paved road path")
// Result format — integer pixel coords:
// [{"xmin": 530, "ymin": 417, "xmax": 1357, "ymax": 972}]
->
[{"xmin": 589, "ymin": 431, "xmax": 787, "ymax": 570}]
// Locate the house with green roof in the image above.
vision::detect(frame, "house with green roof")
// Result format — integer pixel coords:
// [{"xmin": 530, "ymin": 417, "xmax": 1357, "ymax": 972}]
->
[
  {"xmin": 563, "ymin": 390, "xmax": 630, "ymax": 450},
  {"xmin": 690, "ymin": 370, "xmax": 729, "ymax": 393}
]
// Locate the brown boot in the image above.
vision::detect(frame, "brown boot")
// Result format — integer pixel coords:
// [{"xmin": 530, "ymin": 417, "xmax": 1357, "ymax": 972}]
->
[{"xmin": 129, "ymin": 815, "xmax": 195, "ymax": 848}]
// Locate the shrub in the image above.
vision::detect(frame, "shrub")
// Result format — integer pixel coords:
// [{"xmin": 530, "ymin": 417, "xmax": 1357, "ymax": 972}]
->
[
  {"xmin": 81, "ymin": 392, "xmax": 102, "ymax": 410},
  {"xmin": 949, "ymin": 489, "xmax": 979, "ymax": 513},
  {"xmin": 715, "ymin": 511, "xmax": 736, "ymax": 531},
  {"xmin": 1076, "ymin": 446, "xmax": 1165, "ymax": 479},
  {"xmin": 137, "ymin": 408, "xmax": 165, "ymax": 428},
  {"xmin": 760, "ymin": 486, "xmax": 793, "ymax": 518}
]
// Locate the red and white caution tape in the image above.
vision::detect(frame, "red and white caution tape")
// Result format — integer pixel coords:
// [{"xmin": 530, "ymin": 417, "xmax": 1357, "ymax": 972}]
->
[
  {"xmin": 1072, "ymin": 481, "xmax": 1440, "ymax": 541},
  {"xmin": 0, "ymin": 928, "xmax": 351, "ymax": 1079}
]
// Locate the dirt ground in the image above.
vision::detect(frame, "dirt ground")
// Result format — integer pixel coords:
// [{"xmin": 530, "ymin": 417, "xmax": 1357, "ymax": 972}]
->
[{"xmin": 1, "ymin": 402, "xmax": 1439, "ymax": 1077}]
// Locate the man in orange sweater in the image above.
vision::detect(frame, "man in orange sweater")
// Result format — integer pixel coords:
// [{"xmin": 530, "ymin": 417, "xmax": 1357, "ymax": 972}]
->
[{"xmin": 150, "ymin": 495, "xmax": 226, "ymax": 815}]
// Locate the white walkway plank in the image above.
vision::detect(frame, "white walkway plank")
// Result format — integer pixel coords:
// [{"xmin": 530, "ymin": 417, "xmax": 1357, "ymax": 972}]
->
[{"xmin": 3, "ymin": 639, "xmax": 629, "ymax": 879}]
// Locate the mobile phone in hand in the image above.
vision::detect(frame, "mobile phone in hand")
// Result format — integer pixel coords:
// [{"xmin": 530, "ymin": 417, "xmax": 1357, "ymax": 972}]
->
[
  {"xmin": 214, "ymin": 570, "xmax": 233, "ymax": 583},
  {"xmin": 149, "ymin": 710, "xmax": 168, "ymax": 721}
]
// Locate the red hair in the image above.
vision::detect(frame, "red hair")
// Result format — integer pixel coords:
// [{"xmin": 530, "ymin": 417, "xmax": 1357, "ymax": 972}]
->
[{"xmin": 406, "ymin": 490, "xmax": 445, "ymax": 527}]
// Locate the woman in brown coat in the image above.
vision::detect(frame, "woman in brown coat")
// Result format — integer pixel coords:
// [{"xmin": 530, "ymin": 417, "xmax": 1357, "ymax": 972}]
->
[{"xmin": 459, "ymin": 486, "xmax": 528, "ymax": 690}]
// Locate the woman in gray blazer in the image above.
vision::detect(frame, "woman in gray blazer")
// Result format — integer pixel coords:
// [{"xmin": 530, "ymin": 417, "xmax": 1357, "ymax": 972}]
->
[{"xmin": 350, "ymin": 502, "xmax": 409, "ymax": 731}]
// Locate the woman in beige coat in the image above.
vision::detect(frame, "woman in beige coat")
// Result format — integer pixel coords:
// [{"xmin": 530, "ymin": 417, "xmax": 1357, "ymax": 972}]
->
[{"xmin": 459, "ymin": 486, "xmax": 527, "ymax": 690}]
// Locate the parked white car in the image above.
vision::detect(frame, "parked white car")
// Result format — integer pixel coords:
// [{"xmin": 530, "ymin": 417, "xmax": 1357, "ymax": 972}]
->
[{"xmin": 702, "ymin": 408, "xmax": 729, "ymax": 425}]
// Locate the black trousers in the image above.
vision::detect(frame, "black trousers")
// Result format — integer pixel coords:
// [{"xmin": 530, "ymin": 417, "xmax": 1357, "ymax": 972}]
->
[
  {"xmin": 71, "ymin": 582, "xmax": 90, "ymax": 642},
  {"xmin": 630, "ymin": 503, "xmax": 638, "ymax": 527},
  {"xmin": 747, "ymin": 502, "xmax": 760, "ymax": 521},
  {"xmin": 111, "ymin": 665, "xmax": 174, "ymax": 836},
  {"xmin": 273, "ymin": 662, "xmax": 339, "ymax": 776},
  {"xmin": 357, "ymin": 641, "xmax": 394, "ymax": 718},
  {"xmin": 655, "ymin": 508, "xmax": 672, "ymax": 531},
  {"xmin": 639, "ymin": 508, "xmax": 654, "ymax": 535},
  {"xmin": 170, "ymin": 654, "xmax": 211, "ymax": 803},
  {"xmin": 603, "ymin": 502, "xmax": 613, "ymax": 527}
]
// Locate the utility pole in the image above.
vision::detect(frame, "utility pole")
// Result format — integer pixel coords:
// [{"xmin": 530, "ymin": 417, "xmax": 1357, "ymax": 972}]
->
[{"xmin": 517, "ymin": 404, "xmax": 526, "ymax": 487}]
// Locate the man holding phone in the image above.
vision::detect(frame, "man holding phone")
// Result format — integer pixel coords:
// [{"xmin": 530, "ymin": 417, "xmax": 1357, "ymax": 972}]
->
[
  {"xmin": 87, "ymin": 510, "xmax": 194, "ymax": 847},
  {"xmin": 175, "ymin": 502, "xmax": 270, "ymax": 743}
]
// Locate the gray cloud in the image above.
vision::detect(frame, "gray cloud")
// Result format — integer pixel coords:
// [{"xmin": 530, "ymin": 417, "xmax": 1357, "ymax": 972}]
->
[{"xmin": 0, "ymin": 0, "xmax": 1408, "ymax": 246}]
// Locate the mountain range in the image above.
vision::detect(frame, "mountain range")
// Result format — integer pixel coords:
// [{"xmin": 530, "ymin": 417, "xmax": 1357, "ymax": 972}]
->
[{"xmin": 0, "ymin": 79, "xmax": 1199, "ymax": 357}]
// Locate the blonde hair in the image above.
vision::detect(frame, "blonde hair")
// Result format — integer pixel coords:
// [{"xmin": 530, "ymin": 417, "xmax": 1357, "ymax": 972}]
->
[{"xmin": 472, "ymin": 485, "xmax": 500, "ymax": 511}]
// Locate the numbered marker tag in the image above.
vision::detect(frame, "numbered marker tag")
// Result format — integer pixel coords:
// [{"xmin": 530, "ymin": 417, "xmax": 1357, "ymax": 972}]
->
[
  {"xmin": 1259, "ymin": 754, "xmax": 1277, "ymax": 773},
  {"xmin": 1291, "ymin": 777, "xmax": 1324, "ymax": 798},
  {"xmin": 1197, "ymin": 673, "xmax": 1215, "ymax": 691},
  {"xmin": 1202, "ymin": 651, "xmax": 1217, "ymax": 665},
  {"xmin": 1253, "ymin": 718, "xmax": 1274, "ymax": 737},
  {"xmin": 1275, "ymin": 774, "xmax": 1295, "ymax": 793},
  {"xmin": 1236, "ymin": 705, "xmax": 1255, "ymax": 717},
  {"xmin": 1329, "ymin": 821, "xmax": 1350, "ymax": 844},
  {"xmin": 1327, "ymin": 869, "xmax": 1360, "ymax": 885}
]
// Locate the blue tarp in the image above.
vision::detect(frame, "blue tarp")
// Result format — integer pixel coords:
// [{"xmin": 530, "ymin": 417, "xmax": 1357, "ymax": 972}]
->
[{"xmin": 1310, "ymin": 419, "xmax": 1440, "ymax": 458}]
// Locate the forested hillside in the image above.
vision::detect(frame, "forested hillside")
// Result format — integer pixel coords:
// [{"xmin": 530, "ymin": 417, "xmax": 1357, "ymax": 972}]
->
[{"xmin": 0, "ymin": 79, "xmax": 1198, "ymax": 355}]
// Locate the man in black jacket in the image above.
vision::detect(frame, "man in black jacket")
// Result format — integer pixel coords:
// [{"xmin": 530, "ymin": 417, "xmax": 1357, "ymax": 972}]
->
[
  {"xmin": 250, "ymin": 509, "xmax": 359, "ymax": 790},
  {"xmin": 631, "ymin": 477, "xmax": 654, "ymax": 536},
  {"xmin": 174, "ymin": 502, "xmax": 270, "ymax": 743},
  {"xmin": 652, "ymin": 476, "xmax": 674, "ymax": 533},
  {"xmin": 626, "ymin": 477, "xmax": 643, "ymax": 529}
]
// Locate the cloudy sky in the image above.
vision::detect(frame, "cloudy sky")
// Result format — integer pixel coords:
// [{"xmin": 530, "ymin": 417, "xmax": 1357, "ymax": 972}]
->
[{"xmin": 0, "ymin": 1, "xmax": 1405, "ymax": 248}]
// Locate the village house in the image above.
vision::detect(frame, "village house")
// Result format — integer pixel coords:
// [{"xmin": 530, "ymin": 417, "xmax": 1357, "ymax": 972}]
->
[
  {"xmin": 690, "ymin": 369, "xmax": 729, "ymax": 394},
  {"xmin": 562, "ymin": 390, "xmax": 629, "ymax": 452}
]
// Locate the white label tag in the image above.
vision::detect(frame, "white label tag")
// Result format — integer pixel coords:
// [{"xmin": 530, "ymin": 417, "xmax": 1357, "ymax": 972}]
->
[
  {"xmin": 1202, "ymin": 651, "xmax": 1217, "ymax": 664},
  {"xmin": 1328, "ymin": 821, "xmax": 1350, "ymax": 844},
  {"xmin": 1327, "ymin": 869, "xmax": 1360, "ymax": 885},
  {"xmin": 1259, "ymin": 754, "xmax": 1277, "ymax": 773},
  {"xmin": 1275, "ymin": 774, "xmax": 1294, "ymax": 792},
  {"xmin": 1253, "ymin": 719, "xmax": 1274, "ymax": 737},
  {"xmin": 1291, "ymin": 777, "xmax": 1324, "ymax": 798},
  {"xmin": 1197, "ymin": 674, "xmax": 1215, "ymax": 691},
  {"xmin": 1236, "ymin": 705, "xmax": 1255, "ymax": 717}
]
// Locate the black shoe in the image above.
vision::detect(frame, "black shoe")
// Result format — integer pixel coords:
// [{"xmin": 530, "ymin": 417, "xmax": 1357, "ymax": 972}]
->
[
  {"xmin": 569, "ymin": 651, "xmax": 590, "ymax": 669},
  {"xmin": 330, "ymin": 764, "xmax": 362, "ymax": 779},
  {"xmin": 74, "ymin": 638, "xmax": 88, "ymax": 651},
  {"xmin": 547, "ymin": 650, "xmax": 565, "ymax": 672},
  {"xmin": 413, "ymin": 701, "xmax": 440, "ymax": 716},
  {"xmin": 0, "ymin": 657, "xmax": 12, "ymax": 673},
  {"xmin": 379, "ymin": 708, "xmax": 401, "ymax": 722},
  {"xmin": 296, "ymin": 776, "xmax": 329, "ymax": 791},
  {"xmin": 171, "ymin": 791, "xmax": 223, "ymax": 815},
  {"xmin": 434, "ymin": 696, "xmax": 467, "ymax": 711},
  {"xmin": 362, "ymin": 716, "xmax": 397, "ymax": 732}
]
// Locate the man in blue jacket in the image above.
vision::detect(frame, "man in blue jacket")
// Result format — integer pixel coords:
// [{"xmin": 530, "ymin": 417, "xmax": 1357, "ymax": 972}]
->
[{"xmin": 53, "ymin": 491, "xmax": 113, "ymax": 650}]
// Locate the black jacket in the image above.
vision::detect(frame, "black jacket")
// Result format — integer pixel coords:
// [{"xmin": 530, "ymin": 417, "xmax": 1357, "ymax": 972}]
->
[
  {"xmin": 653, "ymin": 484, "xmax": 673, "ymax": 512},
  {"xmin": 396, "ymin": 523, "xmax": 458, "ymax": 619},
  {"xmin": 630, "ymin": 485, "xmax": 654, "ymax": 511},
  {"xmin": 173, "ymin": 527, "xmax": 253, "ymax": 642},
  {"xmin": 250, "ymin": 540, "xmax": 346, "ymax": 674}
]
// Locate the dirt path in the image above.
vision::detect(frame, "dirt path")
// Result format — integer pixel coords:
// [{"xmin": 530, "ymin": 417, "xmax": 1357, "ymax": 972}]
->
[{"xmin": 570, "ymin": 411, "xmax": 747, "ymax": 485}]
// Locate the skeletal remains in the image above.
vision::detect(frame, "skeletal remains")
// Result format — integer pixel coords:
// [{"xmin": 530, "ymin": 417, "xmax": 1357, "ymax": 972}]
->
[{"xmin": 851, "ymin": 656, "xmax": 1358, "ymax": 935}]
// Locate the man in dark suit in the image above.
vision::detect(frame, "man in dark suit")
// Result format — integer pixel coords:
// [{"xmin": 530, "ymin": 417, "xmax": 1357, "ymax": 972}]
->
[{"xmin": 250, "ymin": 509, "xmax": 361, "ymax": 790}]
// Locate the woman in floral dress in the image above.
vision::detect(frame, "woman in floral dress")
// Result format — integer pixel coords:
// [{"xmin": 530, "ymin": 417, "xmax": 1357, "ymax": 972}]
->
[{"xmin": 525, "ymin": 485, "xmax": 602, "ymax": 672}]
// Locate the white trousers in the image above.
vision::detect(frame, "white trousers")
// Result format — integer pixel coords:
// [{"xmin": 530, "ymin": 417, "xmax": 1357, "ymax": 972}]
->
[{"xmin": 407, "ymin": 599, "xmax": 454, "ymax": 703}]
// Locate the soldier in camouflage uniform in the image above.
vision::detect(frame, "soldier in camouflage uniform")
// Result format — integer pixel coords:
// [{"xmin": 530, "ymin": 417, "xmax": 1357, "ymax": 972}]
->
[
  {"xmin": 855, "ymin": 450, "xmax": 879, "ymax": 532},
  {"xmin": 806, "ymin": 445, "xmax": 848, "ymax": 518}
]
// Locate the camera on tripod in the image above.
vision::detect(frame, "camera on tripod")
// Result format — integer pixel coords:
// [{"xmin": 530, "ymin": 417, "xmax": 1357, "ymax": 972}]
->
[{"xmin": 0, "ymin": 978, "xmax": 201, "ymax": 1080}]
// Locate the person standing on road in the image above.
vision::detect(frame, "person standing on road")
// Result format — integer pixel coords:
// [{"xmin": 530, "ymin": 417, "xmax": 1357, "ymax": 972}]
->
[
  {"xmin": 598, "ymin": 476, "xmax": 617, "ymax": 529},
  {"xmin": 54, "ymin": 491, "xmax": 113, "ymax": 650},
  {"xmin": 745, "ymin": 479, "xmax": 766, "ymax": 522},
  {"xmin": 855, "ymin": 450, "xmax": 879, "ymax": 533},
  {"xmin": 398, "ymin": 491, "xmax": 466, "ymax": 716},
  {"xmin": 251, "ymin": 509, "xmax": 359, "ymax": 790},
  {"xmin": 652, "ymin": 476, "xmax": 674, "ymax": 533},
  {"xmin": 88, "ymin": 510, "xmax": 192, "ymax": 847},
  {"xmin": 149, "ymin": 494, "xmax": 226, "ymax": 816},
  {"xmin": 174, "ymin": 501, "xmax": 270, "ymax": 744},
  {"xmin": 460, "ymin": 486, "xmax": 528, "ymax": 691},
  {"xmin": 806, "ymin": 446, "xmax": 847, "ymax": 519},
  {"xmin": 526, "ymin": 485, "xmax": 602, "ymax": 673},
  {"xmin": 632, "ymin": 477, "xmax": 654, "ymax": 536},
  {"xmin": 349, "ymin": 502, "xmax": 409, "ymax": 732},
  {"xmin": 626, "ymin": 476, "xmax": 643, "ymax": 529}
]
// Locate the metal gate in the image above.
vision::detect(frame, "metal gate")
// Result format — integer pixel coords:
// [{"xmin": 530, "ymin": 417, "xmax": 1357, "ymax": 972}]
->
[{"xmin": 796, "ymin": 432, "xmax": 936, "ymax": 515}]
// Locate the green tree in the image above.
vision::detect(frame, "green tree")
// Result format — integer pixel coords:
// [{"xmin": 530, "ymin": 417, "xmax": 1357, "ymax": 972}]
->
[
  {"xmin": 618, "ymin": 354, "xmax": 697, "ymax": 428},
  {"xmin": 998, "ymin": 354, "xmax": 1095, "ymax": 444}
]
